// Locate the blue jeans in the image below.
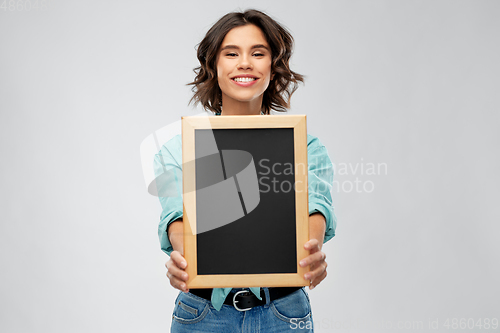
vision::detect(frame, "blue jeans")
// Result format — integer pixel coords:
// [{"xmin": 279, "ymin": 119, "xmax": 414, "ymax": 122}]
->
[{"xmin": 170, "ymin": 287, "xmax": 314, "ymax": 332}]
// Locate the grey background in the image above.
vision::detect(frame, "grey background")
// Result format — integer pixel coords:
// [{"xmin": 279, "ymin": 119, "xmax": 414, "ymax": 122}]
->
[{"xmin": 1, "ymin": 0, "xmax": 499, "ymax": 332}]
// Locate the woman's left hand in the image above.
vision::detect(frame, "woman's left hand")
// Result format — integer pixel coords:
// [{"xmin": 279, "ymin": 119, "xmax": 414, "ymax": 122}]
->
[{"xmin": 300, "ymin": 238, "xmax": 327, "ymax": 290}]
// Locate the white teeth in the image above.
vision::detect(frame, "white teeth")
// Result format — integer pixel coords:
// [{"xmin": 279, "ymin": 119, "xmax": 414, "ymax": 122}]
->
[{"xmin": 233, "ymin": 77, "xmax": 256, "ymax": 82}]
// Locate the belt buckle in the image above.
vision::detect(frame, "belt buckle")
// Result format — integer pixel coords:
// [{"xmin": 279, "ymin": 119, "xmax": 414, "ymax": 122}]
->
[{"xmin": 233, "ymin": 290, "xmax": 252, "ymax": 312}]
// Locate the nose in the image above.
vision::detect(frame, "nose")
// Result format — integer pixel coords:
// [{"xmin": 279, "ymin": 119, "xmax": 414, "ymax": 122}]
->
[{"xmin": 237, "ymin": 54, "xmax": 253, "ymax": 70}]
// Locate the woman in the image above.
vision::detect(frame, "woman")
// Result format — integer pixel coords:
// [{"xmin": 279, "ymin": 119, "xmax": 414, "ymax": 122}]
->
[{"xmin": 155, "ymin": 9, "xmax": 337, "ymax": 332}]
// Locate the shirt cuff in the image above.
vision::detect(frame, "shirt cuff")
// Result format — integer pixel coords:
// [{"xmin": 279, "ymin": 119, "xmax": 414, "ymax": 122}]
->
[
  {"xmin": 309, "ymin": 202, "xmax": 336, "ymax": 243},
  {"xmin": 158, "ymin": 210, "xmax": 183, "ymax": 256}
]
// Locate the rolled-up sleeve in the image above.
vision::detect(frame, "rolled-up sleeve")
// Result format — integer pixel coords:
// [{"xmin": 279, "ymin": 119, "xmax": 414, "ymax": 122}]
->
[
  {"xmin": 307, "ymin": 135, "xmax": 337, "ymax": 243},
  {"xmin": 153, "ymin": 135, "xmax": 183, "ymax": 256}
]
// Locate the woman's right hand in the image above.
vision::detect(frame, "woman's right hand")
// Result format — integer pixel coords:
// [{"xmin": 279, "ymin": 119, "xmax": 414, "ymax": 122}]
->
[
  {"xmin": 165, "ymin": 250, "xmax": 189, "ymax": 292},
  {"xmin": 165, "ymin": 220, "xmax": 189, "ymax": 292}
]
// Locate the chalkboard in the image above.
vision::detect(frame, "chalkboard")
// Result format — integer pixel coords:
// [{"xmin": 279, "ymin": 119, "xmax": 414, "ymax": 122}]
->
[{"xmin": 182, "ymin": 115, "xmax": 309, "ymax": 288}]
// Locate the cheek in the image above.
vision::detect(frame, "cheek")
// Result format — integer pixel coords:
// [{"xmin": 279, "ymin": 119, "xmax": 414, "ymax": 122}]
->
[
  {"xmin": 264, "ymin": 64, "xmax": 273, "ymax": 82},
  {"xmin": 215, "ymin": 59, "xmax": 222, "ymax": 78},
  {"xmin": 216, "ymin": 66, "xmax": 227, "ymax": 91},
  {"xmin": 263, "ymin": 62, "xmax": 272, "ymax": 79},
  {"xmin": 215, "ymin": 70, "xmax": 223, "ymax": 88},
  {"xmin": 216, "ymin": 63, "xmax": 228, "ymax": 84}
]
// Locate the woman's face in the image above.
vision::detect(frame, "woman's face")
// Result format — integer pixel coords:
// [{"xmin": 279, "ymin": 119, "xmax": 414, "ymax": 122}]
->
[{"xmin": 216, "ymin": 24, "xmax": 273, "ymax": 110}]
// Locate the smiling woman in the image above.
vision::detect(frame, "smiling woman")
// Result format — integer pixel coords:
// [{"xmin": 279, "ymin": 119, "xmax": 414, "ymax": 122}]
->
[
  {"xmin": 215, "ymin": 24, "xmax": 273, "ymax": 115},
  {"xmin": 156, "ymin": 8, "xmax": 338, "ymax": 333},
  {"xmin": 187, "ymin": 9, "xmax": 304, "ymax": 115}
]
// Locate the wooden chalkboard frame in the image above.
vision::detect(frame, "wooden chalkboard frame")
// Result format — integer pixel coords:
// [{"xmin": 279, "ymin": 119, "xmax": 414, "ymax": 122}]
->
[{"xmin": 182, "ymin": 115, "xmax": 309, "ymax": 288}]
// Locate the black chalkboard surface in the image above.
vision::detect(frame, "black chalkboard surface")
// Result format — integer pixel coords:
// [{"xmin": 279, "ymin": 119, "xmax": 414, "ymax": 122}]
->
[
  {"xmin": 196, "ymin": 128, "xmax": 296, "ymax": 275},
  {"xmin": 182, "ymin": 115, "xmax": 309, "ymax": 288}
]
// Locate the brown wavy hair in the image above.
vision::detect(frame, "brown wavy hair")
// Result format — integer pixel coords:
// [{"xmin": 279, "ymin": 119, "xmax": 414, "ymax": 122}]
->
[{"xmin": 186, "ymin": 9, "xmax": 305, "ymax": 114}]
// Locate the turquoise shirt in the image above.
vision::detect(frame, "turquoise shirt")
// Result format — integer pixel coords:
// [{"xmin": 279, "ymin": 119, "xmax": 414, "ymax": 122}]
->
[{"xmin": 153, "ymin": 125, "xmax": 337, "ymax": 311}]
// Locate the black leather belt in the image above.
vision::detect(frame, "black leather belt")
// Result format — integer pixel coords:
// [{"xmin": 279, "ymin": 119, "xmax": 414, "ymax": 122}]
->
[{"xmin": 189, "ymin": 287, "xmax": 301, "ymax": 311}]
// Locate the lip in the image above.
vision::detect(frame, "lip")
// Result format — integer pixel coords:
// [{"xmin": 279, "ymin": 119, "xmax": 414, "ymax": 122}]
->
[
  {"xmin": 231, "ymin": 74, "xmax": 259, "ymax": 87},
  {"xmin": 231, "ymin": 74, "xmax": 258, "ymax": 79}
]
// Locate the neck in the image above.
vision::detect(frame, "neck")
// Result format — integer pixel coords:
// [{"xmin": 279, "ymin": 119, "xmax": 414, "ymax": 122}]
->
[{"xmin": 220, "ymin": 95, "xmax": 263, "ymax": 116}]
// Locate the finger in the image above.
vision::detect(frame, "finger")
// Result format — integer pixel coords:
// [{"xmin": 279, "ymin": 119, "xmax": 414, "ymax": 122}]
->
[
  {"xmin": 305, "ymin": 261, "xmax": 327, "ymax": 281},
  {"xmin": 304, "ymin": 238, "xmax": 320, "ymax": 250},
  {"xmin": 170, "ymin": 251, "xmax": 187, "ymax": 269},
  {"xmin": 168, "ymin": 273, "xmax": 189, "ymax": 292},
  {"xmin": 165, "ymin": 259, "xmax": 174, "ymax": 270},
  {"xmin": 167, "ymin": 262, "xmax": 189, "ymax": 282},
  {"xmin": 310, "ymin": 269, "xmax": 327, "ymax": 290},
  {"xmin": 300, "ymin": 251, "xmax": 326, "ymax": 267}
]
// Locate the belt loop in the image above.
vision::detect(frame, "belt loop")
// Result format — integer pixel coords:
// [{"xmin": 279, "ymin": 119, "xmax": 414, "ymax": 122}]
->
[{"xmin": 263, "ymin": 287, "xmax": 271, "ymax": 306}]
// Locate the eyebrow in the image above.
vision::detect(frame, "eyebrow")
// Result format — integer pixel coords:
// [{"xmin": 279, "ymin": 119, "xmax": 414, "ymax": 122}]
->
[{"xmin": 220, "ymin": 44, "xmax": 270, "ymax": 52}]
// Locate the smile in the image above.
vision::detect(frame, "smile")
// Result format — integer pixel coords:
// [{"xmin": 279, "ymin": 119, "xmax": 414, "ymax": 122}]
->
[
  {"xmin": 232, "ymin": 77, "xmax": 257, "ymax": 82},
  {"xmin": 231, "ymin": 77, "xmax": 258, "ymax": 87}
]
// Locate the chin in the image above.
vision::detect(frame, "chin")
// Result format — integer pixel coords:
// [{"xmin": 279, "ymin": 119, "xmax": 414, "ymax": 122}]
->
[{"xmin": 229, "ymin": 95, "xmax": 260, "ymax": 103}]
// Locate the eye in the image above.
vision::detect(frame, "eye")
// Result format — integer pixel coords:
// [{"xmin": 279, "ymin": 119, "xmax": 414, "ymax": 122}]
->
[
  {"xmin": 226, "ymin": 53, "xmax": 237, "ymax": 57},
  {"xmin": 253, "ymin": 53, "xmax": 265, "ymax": 57}
]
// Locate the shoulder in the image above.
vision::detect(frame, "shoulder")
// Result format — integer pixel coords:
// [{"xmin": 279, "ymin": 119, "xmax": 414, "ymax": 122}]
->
[
  {"xmin": 307, "ymin": 133, "xmax": 326, "ymax": 152},
  {"xmin": 156, "ymin": 134, "xmax": 182, "ymax": 165},
  {"xmin": 166, "ymin": 134, "xmax": 182, "ymax": 148},
  {"xmin": 160, "ymin": 134, "xmax": 181, "ymax": 152}
]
